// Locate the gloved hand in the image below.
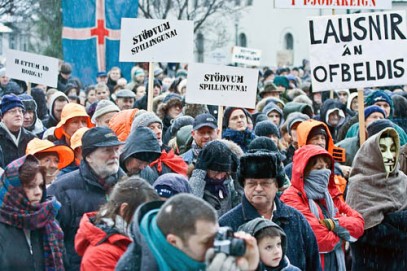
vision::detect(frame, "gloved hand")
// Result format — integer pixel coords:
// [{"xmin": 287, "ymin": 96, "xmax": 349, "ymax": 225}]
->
[
  {"xmin": 205, "ymin": 248, "xmax": 240, "ymax": 271},
  {"xmin": 203, "ymin": 190, "xmax": 221, "ymax": 210},
  {"xmin": 320, "ymin": 218, "xmax": 336, "ymax": 231}
]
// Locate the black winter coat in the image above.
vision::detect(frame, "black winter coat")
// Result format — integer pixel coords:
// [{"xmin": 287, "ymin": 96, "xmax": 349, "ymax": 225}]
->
[
  {"xmin": 48, "ymin": 160, "xmax": 125, "ymax": 271},
  {"xmin": 0, "ymin": 126, "xmax": 36, "ymax": 167},
  {"xmin": 0, "ymin": 223, "xmax": 45, "ymax": 271}
]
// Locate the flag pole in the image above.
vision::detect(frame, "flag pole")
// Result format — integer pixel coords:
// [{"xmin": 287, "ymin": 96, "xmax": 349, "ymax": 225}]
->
[
  {"xmin": 217, "ymin": 105, "xmax": 224, "ymax": 137},
  {"xmin": 357, "ymin": 89, "xmax": 365, "ymax": 145},
  {"xmin": 330, "ymin": 8, "xmax": 336, "ymax": 100},
  {"xmin": 147, "ymin": 62, "xmax": 154, "ymax": 112},
  {"xmin": 26, "ymin": 81, "xmax": 31, "ymax": 96}
]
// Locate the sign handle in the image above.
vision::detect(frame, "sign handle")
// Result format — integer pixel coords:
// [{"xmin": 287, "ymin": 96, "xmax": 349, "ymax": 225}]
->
[
  {"xmin": 147, "ymin": 62, "xmax": 154, "ymax": 112},
  {"xmin": 357, "ymin": 89, "xmax": 365, "ymax": 145},
  {"xmin": 217, "ymin": 105, "xmax": 224, "ymax": 137},
  {"xmin": 26, "ymin": 81, "xmax": 31, "ymax": 96}
]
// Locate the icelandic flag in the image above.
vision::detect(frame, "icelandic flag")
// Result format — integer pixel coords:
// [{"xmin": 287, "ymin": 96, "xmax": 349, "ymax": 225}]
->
[{"xmin": 62, "ymin": 0, "xmax": 138, "ymax": 87}]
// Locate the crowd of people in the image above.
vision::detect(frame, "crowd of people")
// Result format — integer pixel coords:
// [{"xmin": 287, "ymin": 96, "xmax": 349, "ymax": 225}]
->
[{"xmin": 0, "ymin": 61, "xmax": 406, "ymax": 271}]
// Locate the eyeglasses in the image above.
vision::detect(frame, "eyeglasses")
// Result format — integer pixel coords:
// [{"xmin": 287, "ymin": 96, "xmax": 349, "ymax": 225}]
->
[
  {"xmin": 7, "ymin": 108, "xmax": 25, "ymax": 115},
  {"xmin": 245, "ymin": 180, "xmax": 276, "ymax": 188}
]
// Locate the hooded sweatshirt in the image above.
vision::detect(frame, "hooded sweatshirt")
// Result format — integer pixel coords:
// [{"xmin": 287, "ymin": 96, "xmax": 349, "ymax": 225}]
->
[
  {"xmin": 281, "ymin": 145, "xmax": 364, "ymax": 270},
  {"xmin": 319, "ymin": 99, "xmax": 347, "ymax": 142},
  {"xmin": 43, "ymin": 91, "xmax": 69, "ymax": 128},
  {"xmin": 262, "ymin": 102, "xmax": 285, "ymax": 127},
  {"xmin": 19, "ymin": 94, "xmax": 46, "ymax": 138}
]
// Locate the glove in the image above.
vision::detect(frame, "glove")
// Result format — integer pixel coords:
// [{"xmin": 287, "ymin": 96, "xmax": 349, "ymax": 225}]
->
[
  {"xmin": 205, "ymin": 248, "xmax": 240, "ymax": 271},
  {"xmin": 203, "ymin": 190, "xmax": 221, "ymax": 210},
  {"xmin": 320, "ymin": 218, "xmax": 336, "ymax": 231}
]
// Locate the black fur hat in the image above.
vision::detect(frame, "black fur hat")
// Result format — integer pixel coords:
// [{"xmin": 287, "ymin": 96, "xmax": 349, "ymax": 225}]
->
[{"xmin": 238, "ymin": 151, "xmax": 285, "ymax": 188}]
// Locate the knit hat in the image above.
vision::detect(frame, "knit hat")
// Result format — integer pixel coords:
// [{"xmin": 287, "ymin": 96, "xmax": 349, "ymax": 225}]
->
[
  {"xmin": 70, "ymin": 127, "xmax": 90, "ymax": 150},
  {"xmin": 248, "ymin": 136, "xmax": 279, "ymax": 153},
  {"xmin": 175, "ymin": 69, "xmax": 188, "ymax": 79},
  {"xmin": 163, "ymin": 93, "xmax": 183, "ymax": 104},
  {"xmin": 1, "ymin": 94, "xmax": 25, "ymax": 115},
  {"xmin": 154, "ymin": 67, "xmax": 164, "ymax": 77},
  {"xmin": 133, "ymin": 69, "xmax": 145, "ymax": 77},
  {"xmin": 238, "ymin": 151, "xmax": 285, "ymax": 188},
  {"xmin": 26, "ymin": 138, "xmax": 74, "ymax": 169},
  {"xmin": 169, "ymin": 115, "xmax": 194, "ymax": 137},
  {"xmin": 254, "ymin": 120, "xmax": 280, "ymax": 138},
  {"xmin": 195, "ymin": 141, "xmax": 238, "ymax": 173},
  {"xmin": 364, "ymin": 105, "xmax": 385, "ymax": 120},
  {"xmin": 91, "ymin": 100, "xmax": 120, "ymax": 123},
  {"xmin": 60, "ymin": 63, "xmax": 72, "ymax": 74},
  {"xmin": 273, "ymin": 76, "xmax": 289, "ymax": 89},
  {"xmin": 54, "ymin": 103, "xmax": 93, "ymax": 139},
  {"xmin": 365, "ymin": 90, "xmax": 393, "ymax": 117},
  {"xmin": 18, "ymin": 94, "xmax": 37, "ymax": 112},
  {"xmin": 153, "ymin": 173, "xmax": 192, "ymax": 199},
  {"xmin": 82, "ymin": 127, "xmax": 125, "ymax": 158},
  {"xmin": 307, "ymin": 125, "xmax": 328, "ymax": 141},
  {"xmin": 367, "ymin": 119, "xmax": 395, "ymax": 138},
  {"xmin": 131, "ymin": 112, "xmax": 163, "ymax": 130}
]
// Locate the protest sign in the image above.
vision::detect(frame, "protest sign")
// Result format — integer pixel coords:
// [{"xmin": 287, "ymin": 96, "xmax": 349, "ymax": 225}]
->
[
  {"xmin": 275, "ymin": 0, "xmax": 391, "ymax": 10},
  {"xmin": 185, "ymin": 63, "xmax": 258, "ymax": 109},
  {"xmin": 119, "ymin": 18, "xmax": 194, "ymax": 62},
  {"xmin": 6, "ymin": 49, "xmax": 59, "ymax": 88},
  {"xmin": 231, "ymin": 46, "xmax": 262, "ymax": 66},
  {"xmin": 308, "ymin": 10, "xmax": 407, "ymax": 92}
]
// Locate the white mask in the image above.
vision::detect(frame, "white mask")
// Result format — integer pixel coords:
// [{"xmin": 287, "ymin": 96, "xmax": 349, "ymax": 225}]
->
[{"xmin": 379, "ymin": 137, "xmax": 396, "ymax": 173}]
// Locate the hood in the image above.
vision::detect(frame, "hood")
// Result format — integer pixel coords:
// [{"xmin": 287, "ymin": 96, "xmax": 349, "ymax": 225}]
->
[
  {"xmin": 120, "ymin": 126, "xmax": 161, "ymax": 170},
  {"xmin": 291, "ymin": 145, "xmax": 339, "ymax": 201},
  {"xmin": 283, "ymin": 101, "xmax": 314, "ymax": 119},
  {"xmin": 320, "ymin": 99, "xmax": 346, "ymax": 128},
  {"xmin": 347, "ymin": 92, "xmax": 358, "ymax": 112},
  {"xmin": 48, "ymin": 91, "xmax": 69, "ymax": 120},
  {"xmin": 262, "ymin": 102, "xmax": 284, "ymax": 126},
  {"xmin": 297, "ymin": 119, "xmax": 335, "ymax": 154},
  {"xmin": 108, "ymin": 108, "xmax": 139, "ymax": 142}
]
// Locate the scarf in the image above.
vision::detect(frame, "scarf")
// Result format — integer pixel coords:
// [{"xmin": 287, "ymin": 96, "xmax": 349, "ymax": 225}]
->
[
  {"xmin": 0, "ymin": 121, "xmax": 21, "ymax": 147},
  {"xmin": 204, "ymin": 175, "xmax": 228, "ymax": 199},
  {"xmin": 304, "ymin": 168, "xmax": 345, "ymax": 271},
  {"xmin": 191, "ymin": 140, "xmax": 202, "ymax": 159},
  {"xmin": 222, "ymin": 128, "xmax": 256, "ymax": 152},
  {"xmin": 150, "ymin": 149, "xmax": 188, "ymax": 176},
  {"xmin": 140, "ymin": 209, "xmax": 206, "ymax": 271},
  {"xmin": 0, "ymin": 157, "xmax": 64, "ymax": 271}
]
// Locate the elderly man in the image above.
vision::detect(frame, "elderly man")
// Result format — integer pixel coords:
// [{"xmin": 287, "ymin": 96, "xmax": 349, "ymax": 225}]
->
[
  {"xmin": 182, "ymin": 113, "xmax": 219, "ymax": 165},
  {"xmin": 0, "ymin": 94, "xmax": 36, "ymax": 167},
  {"xmin": 91, "ymin": 100, "xmax": 120, "ymax": 127},
  {"xmin": 116, "ymin": 194, "xmax": 259, "ymax": 271},
  {"xmin": 219, "ymin": 151, "xmax": 322, "ymax": 271},
  {"xmin": 48, "ymin": 127, "xmax": 125, "ymax": 271},
  {"xmin": 115, "ymin": 89, "xmax": 136, "ymax": 110}
]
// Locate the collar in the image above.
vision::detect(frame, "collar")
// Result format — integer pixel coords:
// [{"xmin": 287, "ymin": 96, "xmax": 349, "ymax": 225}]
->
[{"xmin": 242, "ymin": 195, "xmax": 292, "ymax": 223}]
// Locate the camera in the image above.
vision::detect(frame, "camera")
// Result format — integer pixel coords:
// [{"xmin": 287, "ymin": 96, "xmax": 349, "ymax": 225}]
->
[{"xmin": 213, "ymin": 227, "xmax": 246, "ymax": 257}]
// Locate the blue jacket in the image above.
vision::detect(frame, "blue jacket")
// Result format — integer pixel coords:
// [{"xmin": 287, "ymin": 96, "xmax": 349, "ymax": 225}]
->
[
  {"xmin": 48, "ymin": 161, "xmax": 125, "ymax": 271},
  {"xmin": 219, "ymin": 195, "xmax": 321, "ymax": 271}
]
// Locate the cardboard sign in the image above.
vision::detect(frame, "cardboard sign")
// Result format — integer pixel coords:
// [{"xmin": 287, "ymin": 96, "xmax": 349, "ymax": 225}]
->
[
  {"xmin": 309, "ymin": 10, "xmax": 407, "ymax": 92},
  {"xmin": 185, "ymin": 63, "xmax": 258, "ymax": 109},
  {"xmin": 6, "ymin": 49, "xmax": 59, "ymax": 88},
  {"xmin": 231, "ymin": 46, "xmax": 262, "ymax": 66},
  {"xmin": 275, "ymin": 0, "xmax": 392, "ymax": 10},
  {"xmin": 119, "ymin": 18, "xmax": 194, "ymax": 62}
]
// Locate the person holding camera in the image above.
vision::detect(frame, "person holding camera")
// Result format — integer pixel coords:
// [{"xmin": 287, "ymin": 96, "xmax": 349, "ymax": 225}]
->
[
  {"xmin": 116, "ymin": 193, "xmax": 259, "ymax": 271},
  {"xmin": 219, "ymin": 151, "xmax": 322, "ymax": 271}
]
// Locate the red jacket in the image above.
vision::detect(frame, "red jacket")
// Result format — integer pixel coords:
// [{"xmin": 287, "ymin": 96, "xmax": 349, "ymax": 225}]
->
[
  {"xmin": 75, "ymin": 212, "xmax": 131, "ymax": 271},
  {"xmin": 281, "ymin": 145, "xmax": 364, "ymax": 268}
]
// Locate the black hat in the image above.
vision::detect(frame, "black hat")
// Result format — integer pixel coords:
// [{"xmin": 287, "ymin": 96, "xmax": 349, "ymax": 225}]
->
[
  {"xmin": 254, "ymin": 120, "xmax": 280, "ymax": 138},
  {"xmin": 193, "ymin": 113, "xmax": 218, "ymax": 130},
  {"xmin": 367, "ymin": 119, "xmax": 395, "ymax": 138},
  {"xmin": 238, "ymin": 151, "xmax": 285, "ymax": 188},
  {"xmin": 195, "ymin": 141, "xmax": 238, "ymax": 173},
  {"xmin": 307, "ymin": 125, "xmax": 327, "ymax": 141},
  {"xmin": 82, "ymin": 127, "xmax": 125, "ymax": 157}
]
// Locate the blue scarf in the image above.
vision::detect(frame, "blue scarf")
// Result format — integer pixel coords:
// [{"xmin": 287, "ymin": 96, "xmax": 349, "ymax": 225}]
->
[
  {"xmin": 222, "ymin": 128, "xmax": 256, "ymax": 152},
  {"xmin": 140, "ymin": 209, "xmax": 206, "ymax": 271}
]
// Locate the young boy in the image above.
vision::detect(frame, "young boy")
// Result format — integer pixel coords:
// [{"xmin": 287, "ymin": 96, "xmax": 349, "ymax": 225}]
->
[{"xmin": 239, "ymin": 218, "xmax": 300, "ymax": 271}]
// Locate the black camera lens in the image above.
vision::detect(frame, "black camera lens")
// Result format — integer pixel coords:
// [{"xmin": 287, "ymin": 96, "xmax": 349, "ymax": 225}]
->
[{"xmin": 230, "ymin": 238, "xmax": 246, "ymax": 257}]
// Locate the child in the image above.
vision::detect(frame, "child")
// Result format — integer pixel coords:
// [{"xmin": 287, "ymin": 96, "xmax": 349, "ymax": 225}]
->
[{"xmin": 239, "ymin": 218, "xmax": 300, "ymax": 271}]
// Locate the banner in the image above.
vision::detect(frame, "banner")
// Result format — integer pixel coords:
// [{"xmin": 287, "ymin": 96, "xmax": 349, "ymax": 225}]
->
[
  {"xmin": 119, "ymin": 18, "xmax": 194, "ymax": 63},
  {"xmin": 6, "ymin": 49, "xmax": 59, "ymax": 88},
  {"xmin": 231, "ymin": 46, "xmax": 262, "ymax": 66},
  {"xmin": 275, "ymin": 0, "xmax": 392, "ymax": 10},
  {"xmin": 309, "ymin": 10, "xmax": 407, "ymax": 92},
  {"xmin": 62, "ymin": 0, "xmax": 138, "ymax": 87},
  {"xmin": 185, "ymin": 63, "xmax": 258, "ymax": 108}
]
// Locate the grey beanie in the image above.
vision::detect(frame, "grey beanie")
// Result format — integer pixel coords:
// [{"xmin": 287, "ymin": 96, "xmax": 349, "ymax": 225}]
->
[
  {"xmin": 91, "ymin": 100, "xmax": 120, "ymax": 123},
  {"xmin": 132, "ymin": 112, "xmax": 163, "ymax": 131}
]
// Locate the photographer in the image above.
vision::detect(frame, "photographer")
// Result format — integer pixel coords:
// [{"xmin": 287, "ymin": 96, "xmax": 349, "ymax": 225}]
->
[{"xmin": 116, "ymin": 194, "xmax": 259, "ymax": 271}]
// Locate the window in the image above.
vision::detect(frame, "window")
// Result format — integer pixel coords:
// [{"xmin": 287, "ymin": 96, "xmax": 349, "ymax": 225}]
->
[
  {"xmin": 246, "ymin": 0, "xmax": 253, "ymax": 5},
  {"xmin": 239, "ymin": 33, "xmax": 247, "ymax": 47},
  {"xmin": 197, "ymin": 32, "xmax": 204, "ymax": 62},
  {"xmin": 284, "ymin": 33, "xmax": 293, "ymax": 50}
]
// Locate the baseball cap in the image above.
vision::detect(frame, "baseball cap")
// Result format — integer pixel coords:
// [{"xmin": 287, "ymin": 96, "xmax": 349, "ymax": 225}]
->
[{"xmin": 193, "ymin": 113, "xmax": 218, "ymax": 130}]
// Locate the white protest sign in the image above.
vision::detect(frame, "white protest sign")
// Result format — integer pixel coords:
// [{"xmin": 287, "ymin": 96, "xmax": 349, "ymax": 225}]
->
[
  {"xmin": 309, "ymin": 10, "xmax": 407, "ymax": 92},
  {"xmin": 231, "ymin": 46, "xmax": 262, "ymax": 66},
  {"xmin": 6, "ymin": 49, "xmax": 59, "ymax": 88},
  {"xmin": 119, "ymin": 18, "xmax": 194, "ymax": 62},
  {"xmin": 185, "ymin": 63, "xmax": 258, "ymax": 108},
  {"xmin": 275, "ymin": 0, "xmax": 391, "ymax": 10}
]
